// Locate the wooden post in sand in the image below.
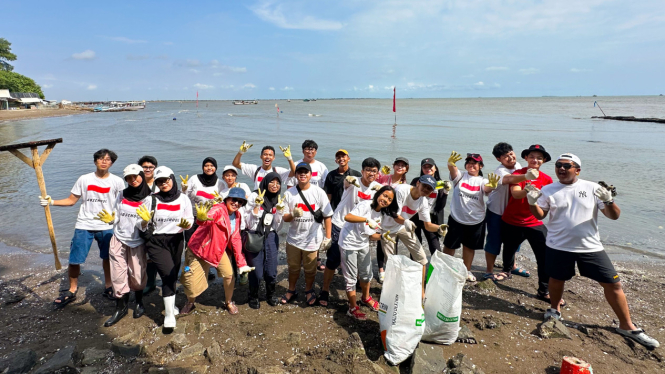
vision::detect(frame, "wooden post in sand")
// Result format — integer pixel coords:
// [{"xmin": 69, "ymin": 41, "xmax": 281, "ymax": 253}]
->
[{"xmin": 0, "ymin": 138, "xmax": 63, "ymax": 270}]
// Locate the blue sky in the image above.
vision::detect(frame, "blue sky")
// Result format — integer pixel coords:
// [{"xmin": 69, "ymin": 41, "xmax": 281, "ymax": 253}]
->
[{"xmin": 3, "ymin": 0, "xmax": 664, "ymax": 100}]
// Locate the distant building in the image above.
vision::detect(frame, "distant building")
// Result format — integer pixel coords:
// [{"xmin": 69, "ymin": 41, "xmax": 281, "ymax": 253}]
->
[
  {"xmin": 0, "ymin": 89, "xmax": 10, "ymax": 110},
  {"xmin": 9, "ymin": 92, "xmax": 43, "ymax": 109}
]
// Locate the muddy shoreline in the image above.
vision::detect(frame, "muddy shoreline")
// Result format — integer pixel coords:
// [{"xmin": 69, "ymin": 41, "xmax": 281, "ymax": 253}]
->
[{"xmin": 0, "ymin": 109, "xmax": 88, "ymax": 122}]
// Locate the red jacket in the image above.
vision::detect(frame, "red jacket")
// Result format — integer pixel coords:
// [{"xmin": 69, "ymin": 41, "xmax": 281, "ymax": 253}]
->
[{"xmin": 188, "ymin": 203, "xmax": 247, "ymax": 268}]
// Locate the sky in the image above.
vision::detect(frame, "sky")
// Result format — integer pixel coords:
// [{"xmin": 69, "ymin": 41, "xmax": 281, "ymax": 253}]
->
[{"xmin": 2, "ymin": 0, "xmax": 665, "ymax": 101}]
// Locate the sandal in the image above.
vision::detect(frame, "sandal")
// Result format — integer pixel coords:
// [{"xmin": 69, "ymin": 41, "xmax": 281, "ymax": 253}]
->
[
  {"xmin": 53, "ymin": 290, "xmax": 77, "ymax": 307},
  {"xmin": 226, "ymin": 301, "xmax": 239, "ymax": 315},
  {"xmin": 536, "ymin": 290, "xmax": 567, "ymax": 307},
  {"xmin": 317, "ymin": 259, "xmax": 326, "ymax": 272},
  {"xmin": 360, "ymin": 296, "xmax": 380, "ymax": 311},
  {"xmin": 318, "ymin": 291, "xmax": 329, "ymax": 307},
  {"xmin": 305, "ymin": 289, "xmax": 317, "ymax": 306},
  {"xmin": 483, "ymin": 273, "xmax": 510, "ymax": 282},
  {"xmin": 103, "ymin": 287, "xmax": 116, "ymax": 300},
  {"xmin": 347, "ymin": 306, "xmax": 367, "ymax": 321},
  {"xmin": 511, "ymin": 267, "xmax": 531, "ymax": 278},
  {"xmin": 280, "ymin": 289, "xmax": 298, "ymax": 304},
  {"xmin": 180, "ymin": 302, "xmax": 196, "ymax": 315}
]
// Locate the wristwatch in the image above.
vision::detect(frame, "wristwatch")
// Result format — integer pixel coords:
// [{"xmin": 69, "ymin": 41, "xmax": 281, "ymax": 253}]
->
[{"xmin": 605, "ymin": 200, "xmax": 614, "ymax": 205}]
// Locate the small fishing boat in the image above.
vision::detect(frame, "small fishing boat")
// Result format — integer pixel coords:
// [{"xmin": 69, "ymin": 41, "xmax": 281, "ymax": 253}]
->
[
  {"xmin": 303, "ymin": 99, "xmax": 310, "ymax": 102},
  {"xmin": 233, "ymin": 100, "xmax": 258, "ymax": 105}
]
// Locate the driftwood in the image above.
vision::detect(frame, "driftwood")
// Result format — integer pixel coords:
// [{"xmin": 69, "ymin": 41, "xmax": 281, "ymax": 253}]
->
[{"xmin": 591, "ymin": 116, "xmax": 665, "ymax": 124}]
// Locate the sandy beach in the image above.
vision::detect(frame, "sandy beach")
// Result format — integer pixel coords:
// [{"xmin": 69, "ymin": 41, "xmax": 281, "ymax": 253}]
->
[
  {"xmin": 0, "ymin": 240, "xmax": 663, "ymax": 374},
  {"xmin": 0, "ymin": 108, "xmax": 88, "ymax": 122}
]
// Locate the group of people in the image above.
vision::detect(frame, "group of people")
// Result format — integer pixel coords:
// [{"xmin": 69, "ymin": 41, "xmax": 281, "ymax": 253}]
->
[{"xmin": 38, "ymin": 139, "xmax": 659, "ymax": 349}]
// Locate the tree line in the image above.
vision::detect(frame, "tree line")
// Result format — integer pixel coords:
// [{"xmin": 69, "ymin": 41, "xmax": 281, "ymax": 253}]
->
[{"xmin": 0, "ymin": 37, "xmax": 45, "ymax": 99}]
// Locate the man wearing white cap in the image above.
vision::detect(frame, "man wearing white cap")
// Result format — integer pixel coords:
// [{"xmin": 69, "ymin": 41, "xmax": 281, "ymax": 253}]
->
[{"xmin": 527, "ymin": 153, "xmax": 660, "ymax": 349}]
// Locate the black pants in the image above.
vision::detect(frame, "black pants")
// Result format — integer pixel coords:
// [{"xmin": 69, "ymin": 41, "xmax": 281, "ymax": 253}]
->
[
  {"xmin": 501, "ymin": 222, "xmax": 549, "ymax": 294},
  {"xmin": 146, "ymin": 233, "xmax": 184, "ymax": 297},
  {"xmin": 376, "ymin": 240, "xmax": 385, "ymax": 269},
  {"xmin": 411, "ymin": 216, "xmax": 441, "ymax": 255},
  {"xmin": 246, "ymin": 231, "xmax": 279, "ymax": 288},
  {"xmin": 184, "ymin": 221, "xmax": 198, "ymax": 244}
]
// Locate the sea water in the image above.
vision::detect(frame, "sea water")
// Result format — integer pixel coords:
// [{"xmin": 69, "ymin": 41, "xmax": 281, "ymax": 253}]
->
[{"xmin": 0, "ymin": 97, "xmax": 663, "ymax": 258}]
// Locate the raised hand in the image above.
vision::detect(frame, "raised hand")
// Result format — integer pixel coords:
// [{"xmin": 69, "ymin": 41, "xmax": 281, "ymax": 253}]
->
[
  {"xmin": 381, "ymin": 165, "xmax": 391, "ymax": 175},
  {"xmin": 177, "ymin": 218, "xmax": 192, "ymax": 229},
  {"xmin": 485, "ymin": 173, "xmax": 500, "ymax": 189},
  {"xmin": 437, "ymin": 224, "xmax": 448, "ymax": 236},
  {"xmin": 435, "ymin": 180, "xmax": 452, "ymax": 192},
  {"xmin": 255, "ymin": 188, "xmax": 266, "ymax": 206},
  {"xmin": 345, "ymin": 175, "xmax": 360, "ymax": 188},
  {"xmin": 524, "ymin": 184, "xmax": 542, "ymax": 206},
  {"xmin": 39, "ymin": 195, "xmax": 53, "ymax": 206},
  {"xmin": 136, "ymin": 205, "xmax": 154, "ymax": 223},
  {"xmin": 275, "ymin": 195, "xmax": 286, "ymax": 212},
  {"xmin": 239, "ymin": 140, "xmax": 253, "ymax": 154},
  {"xmin": 195, "ymin": 201, "xmax": 213, "ymax": 221},
  {"xmin": 292, "ymin": 207, "xmax": 304, "ymax": 218},
  {"xmin": 279, "ymin": 145, "xmax": 292, "ymax": 160},
  {"xmin": 595, "ymin": 182, "xmax": 615, "ymax": 203},
  {"xmin": 382, "ymin": 231, "xmax": 396, "ymax": 244},
  {"xmin": 95, "ymin": 209, "xmax": 116, "ymax": 224},
  {"xmin": 448, "ymin": 151, "xmax": 463, "ymax": 167},
  {"xmin": 525, "ymin": 168, "xmax": 539, "ymax": 180},
  {"xmin": 238, "ymin": 266, "xmax": 256, "ymax": 274},
  {"xmin": 179, "ymin": 175, "xmax": 189, "ymax": 191}
]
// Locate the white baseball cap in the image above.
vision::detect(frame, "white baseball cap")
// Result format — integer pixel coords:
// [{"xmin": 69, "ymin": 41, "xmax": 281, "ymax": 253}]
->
[
  {"xmin": 123, "ymin": 164, "xmax": 143, "ymax": 178},
  {"xmin": 557, "ymin": 153, "xmax": 581, "ymax": 167},
  {"xmin": 154, "ymin": 166, "xmax": 175, "ymax": 180},
  {"xmin": 222, "ymin": 165, "xmax": 238, "ymax": 174}
]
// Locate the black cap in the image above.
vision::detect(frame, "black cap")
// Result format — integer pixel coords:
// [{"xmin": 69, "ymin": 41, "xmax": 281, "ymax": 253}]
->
[
  {"xmin": 421, "ymin": 158, "xmax": 436, "ymax": 166},
  {"xmin": 394, "ymin": 157, "xmax": 409, "ymax": 165},
  {"xmin": 521, "ymin": 144, "xmax": 552, "ymax": 162},
  {"xmin": 295, "ymin": 162, "xmax": 312, "ymax": 172}
]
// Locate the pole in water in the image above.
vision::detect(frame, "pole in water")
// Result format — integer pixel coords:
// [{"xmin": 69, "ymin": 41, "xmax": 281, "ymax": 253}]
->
[{"xmin": 594, "ymin": 101, "xmax": 606, "ymax": 116}]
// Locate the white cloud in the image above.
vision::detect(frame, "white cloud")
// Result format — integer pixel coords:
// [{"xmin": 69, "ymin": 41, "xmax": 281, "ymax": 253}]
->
[
  {"xmin": 519, "ymin": 68, "xmax": 540, "ymax": 75},
  {"xmin": 243, "ymin": 83, "xmax": 257, "ymax": 89},
  {"xmin": 269, "ymin": 87, "xmax": 275, "ymax": 90},
  {"xmin": 43, "ymin": 84, "xmax": 53, "ymax": 89},
  {"xmin": 251, "ymin": 2, "xmax": 343, "ymax": 30},
  {"xmin": 281, "ymin": 86, "xmax": 294, "ymax": 91},
  {"xmin": 87, "ymin": 84, "xmax": 97, "ymax": 90},
  {"xmin": 106, "ymin": 36, "xmax": 147, "ymax": 44},
  {"xmin": 210, "ymin": 60, "xmax": 247, "ymax": 73},
  {"xmin": 193, "ymin": 83, "xmax": 214, "ymax": 90},
  {"xmin": 474, "ymin": 81, "xmax": 484, "ymax": 86},
  {"xmin": 127, "ymin": 54, "xmax": 150, "ymax": 60},
  {"xmin": 71, "ymin": 50, "xmax": 96, "ymax": 60},
  {"xmin": 570, "ymin": 68, "xmax": 592, "ymax": 73},
  {"xmin": 486, "ymin": 66, "xmax": 509, "ymax": 71}
]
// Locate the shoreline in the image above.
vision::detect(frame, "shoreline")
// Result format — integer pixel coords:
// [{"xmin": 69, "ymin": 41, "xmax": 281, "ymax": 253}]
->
[{"xmin": 0, "ymin": 109, "xmax": 88, "ymax": 122}]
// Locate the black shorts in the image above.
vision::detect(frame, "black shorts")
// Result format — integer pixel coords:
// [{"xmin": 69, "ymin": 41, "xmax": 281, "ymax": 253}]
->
[
  {"xmin": 546, "ymin": 247, "xmax": 620, "ymax": 284},
  {"xmin": 443, "ymin": 215, "xmax": 486, "ymax": 250}
]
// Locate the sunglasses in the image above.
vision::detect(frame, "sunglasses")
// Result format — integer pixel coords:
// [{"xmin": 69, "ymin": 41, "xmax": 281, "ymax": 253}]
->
[
  {"xmin": 467, "ymin": 153, "xmax": 480, "ymax": 158},
  {"xmin": 228, "ymin": 198, "xmax": 244, "ymax": 204},
  {"xmin": 156, "ymin": 178, "xmax": 171, "ymax": 185},
  {"xmin": 554, "ymin": 162, "xmax": 574, "ymax": 169}
]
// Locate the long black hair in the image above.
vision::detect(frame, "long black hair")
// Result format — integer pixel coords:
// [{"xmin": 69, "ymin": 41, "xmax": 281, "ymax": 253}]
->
[{"xmin": 370, "ymin": 186, "xmax": 400, "ymax": 219}]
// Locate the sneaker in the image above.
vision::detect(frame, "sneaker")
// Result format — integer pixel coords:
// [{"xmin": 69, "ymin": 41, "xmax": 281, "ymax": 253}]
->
[
  {"xmin": 347, "ymin": 306, "xmax": 367, "ymax": 321},
  {"xmin": 544, "ymin": 308, "xmax": 561, "ymax": 321},
  {"xmin": 616, "ymin": 328, "xmax": 660, "ymax": 349},
  {"xmin": 378, "ymin": 271, "xmax": 385, "ymax": 284}
]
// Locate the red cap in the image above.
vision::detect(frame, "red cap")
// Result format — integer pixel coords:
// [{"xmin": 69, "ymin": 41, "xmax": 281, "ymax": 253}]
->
[{"xmin": 465, "ymin": 153, "xmax": 483, "ymax": 162}]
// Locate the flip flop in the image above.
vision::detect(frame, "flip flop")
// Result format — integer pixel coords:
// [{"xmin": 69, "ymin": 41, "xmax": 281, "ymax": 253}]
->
[
  {"xmin": 511, "ymin": 267, "xmax": 531, "ymax": 278},
  {"xmin": 317, "ymin": 291, "xmax": 329, "ymax": 307}
]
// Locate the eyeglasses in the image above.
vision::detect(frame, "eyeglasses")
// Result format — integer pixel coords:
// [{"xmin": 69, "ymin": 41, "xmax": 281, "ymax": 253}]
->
[
  {"xmin": 555, "ymin": 162, "xmax": 574, "ymax": 170},
  {"xmin": 98, "ymin": 158, "xmax": 113, "ymax": 164},
  {"xmin": 363, "ymin": 168, "xmax": 378, "ymax": 174},
  {"xmin": 156, "ymin": 178, "xmax": 171, "ymax": 185},
  {"xmin": 142, "ymin": 166, "xmax": 155, "ymax": 170},
  {"xmin": 303, "ymin": 147, "xmax": 317, "ymax": 152}
]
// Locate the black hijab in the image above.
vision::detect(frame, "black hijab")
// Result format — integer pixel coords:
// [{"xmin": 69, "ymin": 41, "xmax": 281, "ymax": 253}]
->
[
  {"xmin": 255, "ymin": 172, "xmax": 281, "ymax": 235},
  {"xmin": 124, "ymin": 171, "xmax": 153, "ymax": 202},
  {"xmin": 198, "ymin": 157, "xmax": 218, "ymax": 187},
  {"xmin": 155, "ymin": 174, "xmax": 181, "ymax": 203}
]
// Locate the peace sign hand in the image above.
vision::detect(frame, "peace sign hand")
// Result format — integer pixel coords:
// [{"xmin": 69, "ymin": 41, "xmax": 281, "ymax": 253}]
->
[
  {"xmin": 179, "ymin": 175, "xmax": 189, "ymax": 191},
  {"xmin": 255, "ymin": 188, "xmax": 266, "ymax": 206}
]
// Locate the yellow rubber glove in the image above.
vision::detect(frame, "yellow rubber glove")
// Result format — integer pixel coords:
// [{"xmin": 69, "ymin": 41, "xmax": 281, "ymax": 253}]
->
[
  {"xmin": 239, "ymin": 140, "xmax": 253, "ymax": 154},
  {"xmin": 95, "ymin": 209, "xmax": 116, "ymax": 224},
  {"xmin": 179, "ymin": 175, "xmax": 189, "ymax": 192},
  {"xmin": 381, "ymin": 165, "xmax": 391, "ymax": 175},
  {"xmin": 279, "ymin": 145, "xmax": 292, "ymax": 161},
  {"xmin": 448, "ymin": 151, "xmax": 463, "ymax": 167},
  {"xmin": 211, "ymin": 191, "xmax": 223, "ymax": 204},
  {"xmin": 136, "ymin": 205, "xmax": 154, "ymax": 223},
  {"xmin": 177, "ymin": 218, "xmax": 192, "ymax": 229},
  {"xmin": 438, "ymin": 224, "xmax": 448, "ymax": 236},
  {"xmin": 382, "ymin": 231, "xmax": 396, "ymax": 244},
  {"xmin": 345, "ymin": 175, "xmax": 360, "ymax": 188},
  {"xmin": 435, "ymin": 180, "xmax": 452, "ymax": 192},
  {"xmin": 485, "ymin": 173, "xmax": 500, "ymax": 189},
  {"xmin": 196, "ymin": 201, "xmax": 213, "ymax": 221},
  {"xmin": 255, "ymin": 188, "xmax": 266, "ymax": 206},
  {"xmin": 275, "ymin": 195, "xmax": 286, "ymax": 212}
]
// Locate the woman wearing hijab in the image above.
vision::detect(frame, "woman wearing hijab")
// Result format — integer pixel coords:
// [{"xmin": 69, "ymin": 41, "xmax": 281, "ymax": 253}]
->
[
  {"xmin": 140, "ymin": 166, "xmax": 193, "ymax": 329},
  {"xmin": 408, "ymin": 158, "xmax": 450, "ymax": 255},
  {"xmin": 244, "ymin": 172, "xmax": 286, "ymax": 309},
  {"xmin": 95, "ymin": 164, "xmax": 154, "ymax": 327},
  {"xmin": 181, "ymin": 157, "xmax": 224, "ymax": 243}
]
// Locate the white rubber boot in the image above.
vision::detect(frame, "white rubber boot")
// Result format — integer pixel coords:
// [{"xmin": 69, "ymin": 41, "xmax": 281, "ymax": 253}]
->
[{"xmin": 163, "ymin": 295, "xmax": 177, "ymax": 328}]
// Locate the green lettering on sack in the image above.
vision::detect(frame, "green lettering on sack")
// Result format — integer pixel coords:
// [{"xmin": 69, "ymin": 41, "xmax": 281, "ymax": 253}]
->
[
  {"xmin": 436, "ymin": 311, "xmax": 459, "ymax": 322},
  {"xmin": 415, "ymin": 314, "xmax": 425, "ymax": 326},
  {"xmin": 425, "ymin": 264, "xmax": 434, "ymax": 285}
]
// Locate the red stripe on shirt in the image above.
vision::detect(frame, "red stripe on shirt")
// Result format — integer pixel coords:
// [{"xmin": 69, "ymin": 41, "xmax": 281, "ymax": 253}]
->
[
  {"xmin": 402, "ymin": 206, "xmax": 417, "ymax": 215},
  {"xmin": 121, "ymin": 199, "xmax": 143, "ymax": 207},
  {"xmin": 257, "ymin": 177, "xmax": 264, "ymax": 182},
  {"xmin": 196, "ymin": 190, "xmax": 215, "ymax": 199},
  {"xmin": 358, "ymin": 191, "xmax": 372, "ymax": 200},
  {"xmin": 297, "ymin": 203, "xmax": 315, "ymax": 211},
  {"xmin": 428, "ymin": 192, "xmax": 437, "ymax": 198},
  {"xmin": 87, "ymin": 185, "xmax": 111, "ymax": 193},
  {"xmin": 461, "ymin": 183, "xmax": 480, "ymax": 192},
  {"xmin": 260, "ymin": 207, "xmax": 277, "ymax": 214},
  {"xmin": 157, "ymin": 204, "xmax": 180, "ymax": 211},
  {"xmin": 312, "ymin": 172, "xmax": 318, "ymax": 177}
]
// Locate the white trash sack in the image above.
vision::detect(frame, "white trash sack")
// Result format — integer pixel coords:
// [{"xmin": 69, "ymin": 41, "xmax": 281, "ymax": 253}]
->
[
  {"xmin": 378, "ymin": 255, "xmax": 425, "ymax": 365},
  {"xmin": 422, "ymin": 250, "xmax": 467, "ymax": 344}
]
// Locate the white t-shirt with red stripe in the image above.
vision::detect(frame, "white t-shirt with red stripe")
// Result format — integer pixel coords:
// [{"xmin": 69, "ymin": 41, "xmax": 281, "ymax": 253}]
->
[
  {"xmin": 283, "ymin": 184, "xmax": 334, "ymax": 251},
  {"xmin": 185, "ymin": 175, "xmax": 224, "ymax": 205},
  {"xmin": 450, "ymin": 171, "xmax": 489, "ymax": 225},
  {"xmin": 152, "ymin": 194, "xmax": 194, "ymax": 235},
  {"xmin": 240, "ymin": 163, "xmax": 291, "ymax": 190},
  {"xmin": 331, "ymin": 180, "xmax": 381, "ymax": 228},
  {"xmin": 287, "ymin": 159, "xmax": 329, "ymax": 188},
  {"xmin": 381, "ymin": 184, "xmax": 430, "ymax": 232},
  {"xmin": 112, "ymin": 192, "xmax": 152, "ymax": 247},
  {"xmin": 339, "ymin": 200, "xmax": 382, "ymax": 251},
  {"xmin": 71, "ymin": 172, "xmax": 125, "ymax": 231},
  {"xmin": 245, "ymin": 191, "xmax": 284, "ymax": 232}
]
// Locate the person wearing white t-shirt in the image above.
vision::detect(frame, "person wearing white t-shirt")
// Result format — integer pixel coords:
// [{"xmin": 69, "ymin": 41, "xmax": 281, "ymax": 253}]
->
[
  {"xmin": 281, "ymin": 162, "xmax": 333, "ymax": 306},
  {"xmin": 339, "ymin": 186, "xmax": 399, "ymax": 321},
  {"xmin": 180, "ymin": 157, "xmax": 224, "ymax": 244},
  {"xmin": 218, "ymin": 165, "xmax": 252, "ymax": 200},
  {"xmin": 137, "ymin": 155, "xmax": 161, "ymax": 295},
  {"xmin": 442, "ymin": 152, "xmax": 499, "ymax": 281},
  {"xmin": 40, "ymin": 149, "xmax": 125, "ymax": 307},
  {"xmin": 286, "ymin": 139, "xmax": 329, "ymax": 189},
  {"xmin": 528, "ymin": 154, "xmax": 659, "ymax": 350},
  {"xmin": 319, "ymin": 157, "xmax": 382, "ymax": 307},
  {"xmin": 232, "ymin": 143, "xmax": 296, "ymax": 189}
]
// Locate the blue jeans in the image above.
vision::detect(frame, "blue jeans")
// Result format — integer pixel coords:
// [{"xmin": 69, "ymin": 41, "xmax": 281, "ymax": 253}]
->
[
  {"xmin": 483, "ymin": 210, "xmax": 520, "ymax": 256},
  {"xmin": 69, "ymin": 228, "xmax": 113, "ymax": 265},
  {"xmin": 246, "ymin": 231, "xmax": 279, "ymax": 288}
]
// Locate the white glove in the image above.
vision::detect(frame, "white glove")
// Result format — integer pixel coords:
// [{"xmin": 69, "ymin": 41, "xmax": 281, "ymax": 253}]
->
[
  {"xmin": 238, "ymin": 266, "xmax": 255, "ymax": 274},
  {"xmin": 366, "ymin": 218, "xmax": 380, "ymax": 229},
  {"xmin": 319, "ymin": 237, "xmax": 332, "ymax": 253},
  {"xmin": 345, "ymin": 176, "xmax": 360, "ymax": 188},
  {"xmin": 525, "ymin": 168, "xmax": 539, "ymax": 180},
  {"xmin": 594, "ymin": 185, "xmax": 613, "ymax": 203},
  {"xmin": 292, "ymin": 207, "xmax": 304, "ymax": 218},
  {"xmin": 438, "ymin": 224, "xmax": 448, "ymax": 236},
  {"xmin": 39, "ymin": 195, "xmax": 53, "ymax": 206},
  {"xmin": 525, "ymin": 184, "xmax": 542, "ymax": 206},
  {"xmin": 404, "ymin": 219, "xmax": 416, "ymax": 234},
  {"xmin": 370, "ymin": 184, "xmax": 382, "ymax": 191}
]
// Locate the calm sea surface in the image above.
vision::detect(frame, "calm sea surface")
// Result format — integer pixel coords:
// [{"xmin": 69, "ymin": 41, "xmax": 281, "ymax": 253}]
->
[{"xmin": 1, "ymin": 97, "xmax": 664, "ymax": 257}]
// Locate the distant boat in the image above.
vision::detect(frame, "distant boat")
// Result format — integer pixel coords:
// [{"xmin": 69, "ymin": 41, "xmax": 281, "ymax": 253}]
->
[
  {"xmin": 593, "ymin": 95, "xmax": 597, "ymax": 97},
  {"xmin": 311, "ymin": 99, "xmax": 317, "ymax": 101},
  {"xmin": 303, "ymin": 99, "xmax": 310, "ymax": 102},
  {"xmin": 233, "ymin": 100, "xmax": 258, "ymax": 105},
  {"xmin": 287, "ymin": 99, "xmax": 291, "ymax": 102}
]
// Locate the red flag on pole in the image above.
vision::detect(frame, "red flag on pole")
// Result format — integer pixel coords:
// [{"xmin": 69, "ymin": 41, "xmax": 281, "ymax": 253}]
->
[
  {"xmin": 392, "ymin": 86, "xmax": 396, "ymax": 112},
  {"xmin": 196, "ymin": 91, "xmax": 199, "ymax": 109}
]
